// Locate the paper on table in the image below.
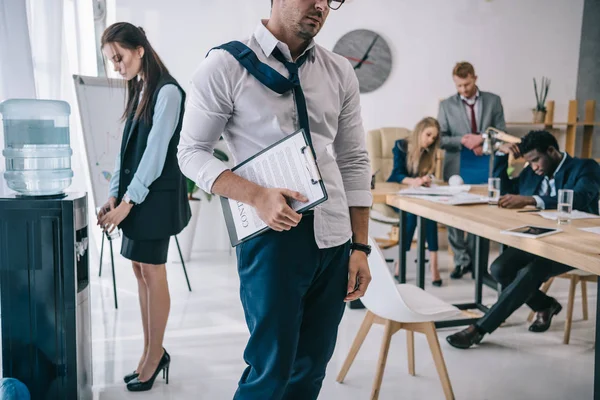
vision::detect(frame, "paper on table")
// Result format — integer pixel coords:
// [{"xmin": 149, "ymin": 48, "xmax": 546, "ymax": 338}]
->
[
  {"xmin": 398, "ymin": 184, "xmax": 472, "ymax": 196},
  {"xmin": 537, "ymin": 210, "xmax": 600, "ymax": 221},
  {"xmin": 405, "ymin": 192, "xmax": 489, "ymax": 206},
  {"xmin": 579, "ymin": 227, "xmax": 600, "ymax": 235}
]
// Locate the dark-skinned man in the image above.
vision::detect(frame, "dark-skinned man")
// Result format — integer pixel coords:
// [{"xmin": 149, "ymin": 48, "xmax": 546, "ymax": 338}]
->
[{"xmin": 446, "ymin": 130, "xmax": 600, "ymax": 349}]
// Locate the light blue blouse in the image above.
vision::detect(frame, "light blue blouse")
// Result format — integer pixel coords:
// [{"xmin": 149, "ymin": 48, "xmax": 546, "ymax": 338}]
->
[{"xmin": 108, "ymin": 84, "xmax": 182, "ymax": 204}]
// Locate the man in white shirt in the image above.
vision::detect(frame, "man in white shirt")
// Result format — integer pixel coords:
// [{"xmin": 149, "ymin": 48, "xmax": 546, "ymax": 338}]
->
[
  {"xmin": 437, "ymin": 62, "xmax": 507, "ymax": 279},
  {"xmin": 177, "ymin": 1, "xmax": 372, "ymax": 398}
]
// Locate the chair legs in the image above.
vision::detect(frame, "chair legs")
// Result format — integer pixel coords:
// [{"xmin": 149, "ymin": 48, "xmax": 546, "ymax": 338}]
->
[
  {"xmin": 371, "ymin": 320, "xmax": 395, "ymax": 400},
  {"xmin": 423, "ymin": 322, "xmax": 455, "ymax": 400},
  {"xmin": 336, "ymin": 311, "xmax": 375, "ymax": 383},
  {"xmin": 407, "ymin": 330, "xmax": 415, "ymax": 376},
  {"xmin": 581, "ymin": 280, "xmax": 588, "ymax": 321},
  {"xmin": 336, "ymin": 312, "xmax": 455, "ymax": 400},
  {"xmin": 563, "ymin": 276, "xmax": 579, "ymax": 344}
]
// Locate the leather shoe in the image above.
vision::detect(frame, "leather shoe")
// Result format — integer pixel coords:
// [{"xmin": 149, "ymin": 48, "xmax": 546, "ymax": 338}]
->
[
  {"xmin": 450, "ymin": 264, "xmax": 472, "ymax": 279},
  {"xmin": 446, "ymin": 325, "xmax": 484, "ymax": 349},
  {"xmin": 529, "ymin": 300, "xmax": 562, "ymax": 333}
]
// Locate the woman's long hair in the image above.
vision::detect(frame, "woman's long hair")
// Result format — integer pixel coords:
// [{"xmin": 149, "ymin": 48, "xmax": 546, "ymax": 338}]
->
[
  {"xmin": 406, "ymin": 117, "xmax": 441, "ymax": 176},
  {"xmin": 101, "ymin": 22, "xmax": 169, "ymax": 123}
]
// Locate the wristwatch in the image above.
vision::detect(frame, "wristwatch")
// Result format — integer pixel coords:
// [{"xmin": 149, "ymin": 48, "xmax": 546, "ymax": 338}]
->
[
  {"xmin": 350, "ymin": 242, "xmax": 372, "ymax": 256},
  {"xmin": 123, "ymin": 194, "xmax": 136, "ymax": 206}
]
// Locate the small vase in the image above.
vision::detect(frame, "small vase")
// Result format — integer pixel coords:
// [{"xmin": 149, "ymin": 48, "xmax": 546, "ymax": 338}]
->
[{"xmin": 533, "ymin": 110, "xmax": 547, "ymax": 124}]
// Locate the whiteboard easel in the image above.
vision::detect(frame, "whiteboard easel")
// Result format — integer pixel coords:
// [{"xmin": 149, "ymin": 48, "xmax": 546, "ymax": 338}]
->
[{"xmin": 73, "ymin": 74, "xmax": 125, "ymax": 207}]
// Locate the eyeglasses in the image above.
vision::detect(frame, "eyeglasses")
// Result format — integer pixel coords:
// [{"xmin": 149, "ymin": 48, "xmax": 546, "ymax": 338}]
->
[{"xmin": 328, "ymin": 0, "xmax": 345, "ymax": 10}]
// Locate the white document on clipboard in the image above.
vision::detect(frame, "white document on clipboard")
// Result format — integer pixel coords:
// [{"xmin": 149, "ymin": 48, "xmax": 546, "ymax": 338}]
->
[{"xmin": 220, "ymin": 129, "xmax": 328, "ymax": 247}]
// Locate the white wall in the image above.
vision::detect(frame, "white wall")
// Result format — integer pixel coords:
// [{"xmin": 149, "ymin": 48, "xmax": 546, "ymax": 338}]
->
[
  {"xmin": 117, "ymin": 0, "xmax": 584, "ymax": 127},
  {"xmin": 116, "ymin": 0, "xmax": 585, "ymax": 250}
]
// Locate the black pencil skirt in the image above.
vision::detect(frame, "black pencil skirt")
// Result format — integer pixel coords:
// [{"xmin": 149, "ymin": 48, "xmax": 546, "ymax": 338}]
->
[{"xmin": 121, "ymin": 234, "xmax": 170, "ymax": 265}]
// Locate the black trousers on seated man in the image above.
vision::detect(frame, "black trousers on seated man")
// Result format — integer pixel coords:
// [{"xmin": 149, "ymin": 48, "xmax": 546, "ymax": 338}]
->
[{"xmin": 476, "ymin": 247, "xmax": 572, "ymax": 333}]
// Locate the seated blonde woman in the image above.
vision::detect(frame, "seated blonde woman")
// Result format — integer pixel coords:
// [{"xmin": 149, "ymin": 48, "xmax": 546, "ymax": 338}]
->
[{"xmin": 387, "ymin": 117, "xmax": 442, "ymax": 286}]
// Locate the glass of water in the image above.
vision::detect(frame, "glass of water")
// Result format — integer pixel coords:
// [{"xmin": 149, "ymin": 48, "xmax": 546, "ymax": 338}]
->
[
  {"xmin": 488, "ymin": 178, "xmax": 501, "ymax": 205},
  {"xmin": 557, "ymin": 189, "xmax": 574, "ymax": 225}
]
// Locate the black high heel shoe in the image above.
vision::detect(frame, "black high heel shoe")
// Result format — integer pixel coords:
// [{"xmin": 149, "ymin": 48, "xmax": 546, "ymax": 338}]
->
[
  {"xmin": 126, "ymin": 350, "xmax": 170, "ymax": 392},
  {"xmin": 123, "ymin": 371, "xmax": 139, "ymax": 384}
]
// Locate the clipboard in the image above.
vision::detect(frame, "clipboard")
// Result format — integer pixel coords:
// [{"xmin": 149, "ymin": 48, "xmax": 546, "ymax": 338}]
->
[{"xmin": 220, "ymin": 129, "xmax": 328, "ymax": 246}]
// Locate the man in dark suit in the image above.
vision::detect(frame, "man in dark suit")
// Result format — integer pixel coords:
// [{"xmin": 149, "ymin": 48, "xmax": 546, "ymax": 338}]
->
[
  {"xmin": 446, "ymin": 130, "xmax": 600, "ymax": 349},
  {"xmin": 438, "ymin": 62, "xmax": 506, "ymax": 279}
]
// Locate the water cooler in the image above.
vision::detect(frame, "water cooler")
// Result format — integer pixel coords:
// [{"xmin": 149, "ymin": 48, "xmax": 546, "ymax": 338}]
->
[{"xmin": 0, "ymin": 193, "xmax": 93, "ymax": 399}]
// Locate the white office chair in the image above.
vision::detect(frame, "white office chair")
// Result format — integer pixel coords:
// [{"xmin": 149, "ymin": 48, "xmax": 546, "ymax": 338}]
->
[{"xmin": 336, "ymin": 237, "xmax": 462, "ymax": 400}]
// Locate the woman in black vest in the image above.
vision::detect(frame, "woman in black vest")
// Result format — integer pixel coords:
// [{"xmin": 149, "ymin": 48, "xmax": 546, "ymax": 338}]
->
[{"xmin": 97, "ymin": 22, "xmax": 190, "ymax": 392}]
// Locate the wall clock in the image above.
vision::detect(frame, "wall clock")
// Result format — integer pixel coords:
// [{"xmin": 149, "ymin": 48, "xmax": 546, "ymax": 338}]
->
[{"xmin": 332, "ymin": 29, "xmax": 392, "ymax": 94}]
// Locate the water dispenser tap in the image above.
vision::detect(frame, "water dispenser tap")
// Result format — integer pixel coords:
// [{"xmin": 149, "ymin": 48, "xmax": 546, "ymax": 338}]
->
[{"xmin": 75, "ymin": 237, "xmax": 88, "ymax": 262}]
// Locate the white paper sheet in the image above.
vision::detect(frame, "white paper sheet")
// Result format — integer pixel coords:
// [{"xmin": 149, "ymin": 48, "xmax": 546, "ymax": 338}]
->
[
  {"xmin": 398, "ymin": 184, "xmax": 472, "ymax": 196},
  {"xmin": 221, "ymin": 130, "xmax": 327, "ymax": 246},
  {"xmin": 537, "ymin": 210, "xmax": 600, "ymax": 221},
  {"xmin": 579, "ymin": 227, "xmax": 600, "ymax": 235}
]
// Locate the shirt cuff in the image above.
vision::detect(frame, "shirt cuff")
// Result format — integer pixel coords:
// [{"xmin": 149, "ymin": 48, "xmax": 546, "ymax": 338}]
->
[
  {"xmin": 197, "ymin": 157, "xmax": 230, "ymax": 194},
  {"xmin": 346, "ymin": 189, "xmax": 373, "ymax": 208},
  {"xmin": 108, "ymin": 176, "xmax": 120, "ymax": 198},
  {"xmin": 533, "ymin": 195, "xmax": 545, "ymax": 209},
  {"xmin": 125, "ymin": 175, "xmax": 150, "ymax": 204}
]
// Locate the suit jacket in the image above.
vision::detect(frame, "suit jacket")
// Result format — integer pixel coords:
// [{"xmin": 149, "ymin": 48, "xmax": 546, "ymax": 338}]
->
[
  {"xmin": 386, "ymin": 139, "xmax": 415, "ymax": 183},
  {"xmin": 493, "ymin": 154, "xmax": 600, "ymax": 214},
  {"xmin": 438, "ymin": 91, "xmax": 506, "ymax": 180},
  {"xmin": 118, "ymin": 74, "xmax": 191, "ymax": 240}
]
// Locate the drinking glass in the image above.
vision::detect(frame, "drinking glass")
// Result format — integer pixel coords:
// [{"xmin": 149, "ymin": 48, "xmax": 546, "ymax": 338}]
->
[
  {"xmin": 557, "ymin": 189, "xmax": 573, "ymax": 225},
  {"xmin": 488, "ymin": 178, "xmax": 501, "ymax": 205}
]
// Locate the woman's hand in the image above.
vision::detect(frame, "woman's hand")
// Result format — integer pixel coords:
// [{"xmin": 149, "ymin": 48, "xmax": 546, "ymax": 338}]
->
[
  {"xmin": 415, "ymin": 175, "xmax": 432, "ymax": 187},
  {"xmin": 98, "ymin": 201, "xmax": 133, "ymax": 233},
  {"xmin": 97, "ymin": 197, "xmax": 117, "ymax": 224}
]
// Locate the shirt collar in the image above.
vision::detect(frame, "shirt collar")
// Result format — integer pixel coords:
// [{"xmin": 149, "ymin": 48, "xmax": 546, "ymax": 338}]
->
[
  {"xmin": 548, "ymin": 152, "xmax": 567, "ymax": 179},
  {"xmin": 460, "ymin": 89, "xmax": 480, "ymax": 104},
  {"xmin": 254, "ymin": 20, "xmax": 316, "ymax": 63}
]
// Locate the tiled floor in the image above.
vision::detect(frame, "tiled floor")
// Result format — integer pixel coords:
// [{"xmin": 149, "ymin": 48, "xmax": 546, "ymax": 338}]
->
[{"xmin": 91, "ymin": 242, "xmax": 596, "ymax": 400}]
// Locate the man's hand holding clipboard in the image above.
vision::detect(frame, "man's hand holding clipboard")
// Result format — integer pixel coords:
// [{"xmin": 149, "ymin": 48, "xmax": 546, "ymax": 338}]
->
[
  {"xmin": 219, "ymin": 129, "xmax": 329, "ymax": 247},
  {"xmin": 253, "ymin": 188, "xmax": 309, "ymax": 232}
]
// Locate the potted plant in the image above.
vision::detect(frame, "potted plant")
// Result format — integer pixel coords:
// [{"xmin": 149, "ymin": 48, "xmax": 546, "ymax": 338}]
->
[
  {"xmin": 169, "ymin": 148, "xmax": 229, "ymax": 263},
  {"xmin": 533, "ymin": 76, "xmax": 550, "ymax": 123}
]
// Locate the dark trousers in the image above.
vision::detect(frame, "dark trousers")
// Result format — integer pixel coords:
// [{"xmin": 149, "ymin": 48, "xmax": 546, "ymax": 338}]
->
[
  {"xmin": 477, "ymin": 247, "xmax": 572, "ymax": 333},
  {"xmin": 233, "ymin": 215, "xmax": 350, "ymax": 400},
  {"xmin": 390, "ymin": 207, "xmax": 439, "ymax": 251},
  {"xmin": 447, "ymin": 228, "xmax": 476, "ymax": 267},
  {"xmin": 405, "ymin": 213, "xmax": 438, "ymax": 251}
]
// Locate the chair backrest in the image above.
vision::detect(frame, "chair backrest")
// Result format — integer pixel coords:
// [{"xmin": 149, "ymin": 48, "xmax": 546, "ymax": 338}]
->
[
  {"xmin": 361, "ymin": 237, "xmax": 404, "ymax": 318},
  {"xmin": 362, "ymin": 237, "xmax": 460, "ymax": 322},
  {"xmin": 367, "ymin": 127, "xmax": 446, "ymax": 183},
  {"xmin": 367, "ymin": 127, "xmax": 411, "ymax": 183}
]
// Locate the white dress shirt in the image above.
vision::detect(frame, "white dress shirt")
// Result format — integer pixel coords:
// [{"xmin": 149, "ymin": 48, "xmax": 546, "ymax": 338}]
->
[
  {"xmin": 460, "ymin": 89, "xmax": 480, "ymax": 132},
  {"xmin": 177, "ymin": 21, "xmax": 372, "ymax": 249},
  {"xmin": 533, "ymin": 152, "xmax": 567, "ymax": 209}
]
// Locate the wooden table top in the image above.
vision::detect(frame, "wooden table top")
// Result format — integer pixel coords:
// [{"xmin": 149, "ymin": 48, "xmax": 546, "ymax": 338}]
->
[{"xmin": 373, "ymin": 182, "xmax": 600, "ymax": 275}]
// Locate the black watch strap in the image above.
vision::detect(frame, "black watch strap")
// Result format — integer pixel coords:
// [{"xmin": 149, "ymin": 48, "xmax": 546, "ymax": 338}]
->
[{"xmin": 350, "ymin": 242, "xmax": 372, "ymax": 256}]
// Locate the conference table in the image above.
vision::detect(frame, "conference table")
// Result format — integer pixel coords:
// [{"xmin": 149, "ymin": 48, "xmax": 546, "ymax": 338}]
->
[{"xmin": 372, "ymin": 182, "xmax": 600, "ymax": 398}]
